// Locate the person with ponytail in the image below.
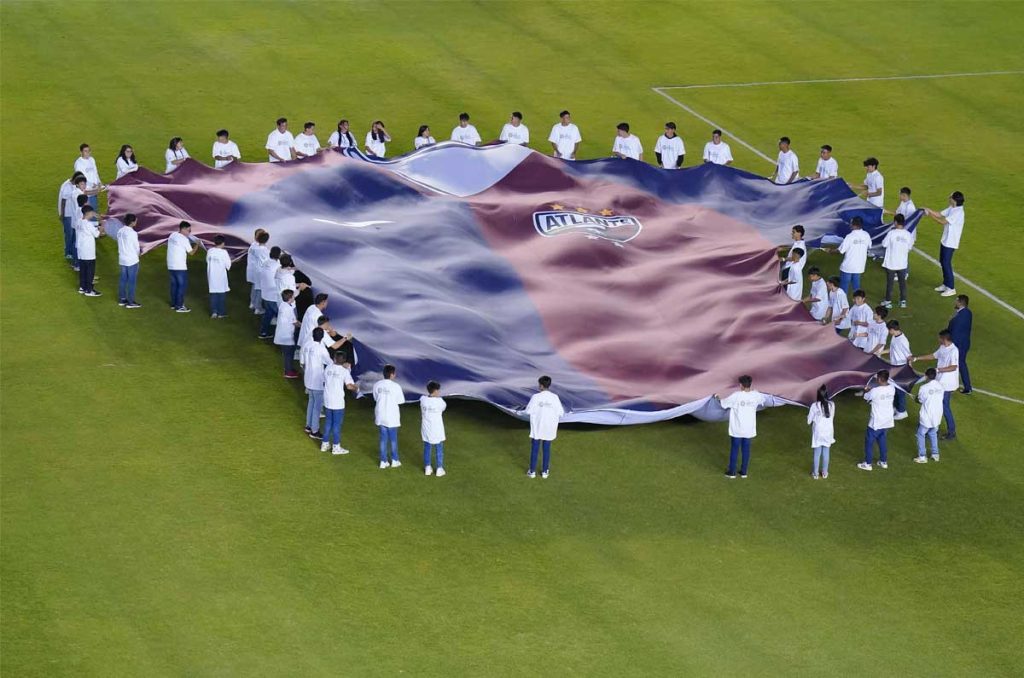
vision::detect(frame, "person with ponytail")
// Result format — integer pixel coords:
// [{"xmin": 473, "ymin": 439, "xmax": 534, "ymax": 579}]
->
[
  {"xmin": 364, "ymin": 120, "xmax": 391, "ymax": 157},
  {"xmin": 807, "ymin": 385, "xmax": 836, "ymax": 478}
]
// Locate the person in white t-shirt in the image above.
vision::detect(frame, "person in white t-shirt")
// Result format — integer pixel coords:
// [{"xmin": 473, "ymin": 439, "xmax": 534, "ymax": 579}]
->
[
  {"xmin": 910, "ymin": 329, "xmax": 960, "ymax": 440},
  {"xmin": 420, "ymin": 380, "xmax": 447, "ymax": 476},
  {"xmin": 548, "ymin": 111, "xmax": 582, "ymax": 161},
  {"xmin": 823, "ymin": 276, "xmax": 851, "ymax": 335},
  {"xmin": 298, "ymin": 293, "xmax": 329, "ymax": 350},
  {"xmin": 74, "ymin": 144, "xmax": 103, "ymax": 208},
  {"xmin": 611, "ymin": 122, "xmax": 643, "ymax": 161},
  {"xmin": 274, "ymin": 289, "xmax": 301, "ymax": 378},
  {"xmin": 717, "ymin": 375, "xmax": 770, "ymax": 478},
  {"xmin": 364, "ymin": 120, "xmax": 391, "ymax": 157},
  {"xmin": 75, "ymin": 205, "xmax": 105, "ymax": 296},
  {"xmin": 294, "ymin": 122, "xmax": 322, "ymax": 159},
  {"xmin": 835, "ymin": 216, "xmax": 871, "ymax": 295},
  {"xmin": 810, "ymin": 144, "xmax": 838, "ymax": 180},
  {"xmin": 266, "ymin": 118, "xmax": 296, "ymax": 162},
  {"xmin": 779, "ymin": 224, "xmax": 807, "ymax": 275},
  {"xmin": 654, "ymin": 122, "xmax": 685, "ymax": 169},
  {"xmin": 922, "ymin": 191, "xmax": 966, "ymax": 297},
  {"xmin": 849, "ymin": 157, "xmax": 884, "ymax": 208},
  {"xmin": 702, "ymin": 129, "xmax": 733, "ymax": 165},
  {"xmin": 885, "ymin": 186, "xmax": 917, "ymax": 220},
  {"xmin": 807, "ymin": 385, "xmax": 836, "ymax": 479},
  {"xmin": 881, "ymin": 213, "xmax": 915, "ymax": 308},
  {"xmin": 771, "ymin": 136, "xmax": 799, "ymax": 184},
  {"xmin": 865, "ymin": 305, "xmax": 889, "ymax": 356},
  {"xmin": 883, "ymin": 320, "xmax": 912, "ymax": 419},
  {"xmin": 322, "ymin": 351, "xmax": 357, "ymax": 455},
  {"xmin": 914, "ymin": 368, "xmax": 944, "ymax": 462},
  {"xmin": 212, "ymin": 129, "xmax": 241, "ymax": 168},
  {"xmin": 414, "ymin": 125, "xmax": 436, "ymax": 149},
  {"xmin": 847, "ymin": 290, "xmax": 872, "ymax": 349},
  {"xmin": 115, "ymin": 144, "xmax": 139, "ymax": 179},
  {"xmin": 206, "ymin": 235, "xmax": 231, "ymax": 319},
  {"xmin": 167, "ymin": 220, "xmax": 199, "ymax": 312},
  {"xmin": 450, "ymin": 112, "xmax": 482, "ymax": 146},
  {"xmin": 859, "ymin": 370, "xmax": 896, "ymax": 471},
  {"xmin": 59, "ymin": 172, "xmax": 87, "ymax": 261},
  {"xmin": 258, "ymin": 246, "xmax": 282, "ymax": 338},
  {"xmin": 116, "ymin": 213, "xmax": 142, "ymax": 308},
  {"xmin": 525, "ymin": 375, "xmax": 565, "ymax": 479},
  {"xmin": 781, "ymin": 248, "xmax": 805, "ymax": 301},
  {"xmin": 165, "ymin": 137, "xmax": 190, "ymax": 173},
  {"xmin": 247, "ymin": 230, "xmax": 269, "ymax": 313},
  {"xmin": 301, "ymin": 326, "xmax": 333, "ymax": 440},
  {"xmin": 499, "ymin": 112, "xmax": 530, "ymax": 146},
  {"xmin": 328, "ymin": 119, "xmax": 357, "ymax": 150},
  {"xmin": 803, "ymin": 267, "xmax": 829, "ymax": 321},
  {"xmin": 373, "ymin": 364, "xmax": 405, "ymax": 468}
]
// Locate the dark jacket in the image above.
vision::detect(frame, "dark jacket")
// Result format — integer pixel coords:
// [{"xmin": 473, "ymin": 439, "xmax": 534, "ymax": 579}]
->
[{"xmin": 947, "ymin": 308, "xmax": 973, "ymax": 351}]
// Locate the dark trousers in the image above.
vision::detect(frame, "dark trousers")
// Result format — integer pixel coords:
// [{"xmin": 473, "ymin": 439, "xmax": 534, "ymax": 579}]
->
[
  {"xmin": 943, "ymin": 391, "xmax": 956, "ymax": 435},
  {"xmin": 894, "ymin": 387, "xmax": 907, "ymax": 413},
  {"xmin": 169, "ymin": 270, "xmax": 188, "ymax": 308},
  {"xmin": 884, "ymin": 268, "xmax": 907, "ymax": 303},
  {"xmin": 530, "ymin": 439, "xmax": 552, "ymax": 473},
  {"xmin": 728, "ymin": 436, "xmax": 752, "ymax": 475},
  {"xmin": 959, "ymin": 347, "xmax": 972, "ymax": 392},
  {"xmin": 864, "ymin": 427, "xmax": 888, "ymax": 464},
  {"xmin": 939, "ymin": 245, "xmax": 956, "ymax": 289},
  {"xmin": 78, "ymin": 258, "xmax": 96, "ymax": 293},
  {"xmin": 210, "ymin": 292, "xmax": 226, "ymax": 316}
]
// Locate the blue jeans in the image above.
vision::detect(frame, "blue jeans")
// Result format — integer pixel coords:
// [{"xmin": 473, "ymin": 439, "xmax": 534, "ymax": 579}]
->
[
  {"xmin": 864, "ymin": 427, "xmax": 888, "ymax": 464},
  {"xmin": 839, "ymin": 271, "xmax": 861, "ymax": 296},
  {"xmin": 379, "ymin": 426, "xmax": 399, "ymax": 462},
  {"xmin": 939, "ymin": 245, "xmax": 956, "ymax": 289},
  {"xmin": 119, "ymin": 263, "xmax": 139, "ymax": 303},
  {"xmin": 87, "ymin": 194, "xmax": 98, "ymax": 209},
  {"xmin": 169, "ymin": 270, "xmax": 188, "ymax": 308},
  {"xmin": 423, "ymin": 441, "xmax": 445, "ymax": 468},
  {"xmin": 916, "ymin": 425, "xmax": 939, "ymax": 457},
  {"xmin": 942, "ymin": 391, "xmax": 956, "ymax": 435},
  {"xmin": 210, "ymin": 292, "xmax": 226, "ymax": 316},
  {"xmin": 305, "ymin": 389, "xmax": 324, "ymax": 431},
  {"xmin": 62, "ymin": 216, "xmax": 76, "ymax": 258},
  {"xmin": 894, "ymin": 387, "xmax": 907, "ymax": 414},
  {"xmin": 250, "ymin": 284, "xmax": 262, "ymax": 310},
  {"xmin": 281, "ymin": 345, "xmax": 295, "ymax": 373},
  {"xmin": 324, "ymin": 409, "xmax": 345, "ymax": 445},
  {"xmin": 259, "ymin": 299, "xmax": 278, "ymax": 336},
  {"xmin": 728, "ymin": 436, "xmax": 752, "ymax": 475},
  {"xmin": 959, "ymin": 347, "xmax": 972, "ymax": 392},
  {"xmin": 530, "ymin": 438, "xmax": 552, "ymax": 473},
  {"xmin": 813, "ymin": 445, "xmax": 831, "ymax": 476}
]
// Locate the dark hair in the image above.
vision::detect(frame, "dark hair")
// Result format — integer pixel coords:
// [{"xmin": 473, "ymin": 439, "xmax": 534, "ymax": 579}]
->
[
  {"xmin": 712, "ymin": 129, "xmax": 722, "ymax": 136},
  {"xmin": 820, "ymin": 144, "xmax": 832, "ymax": 152},
  {"xmin": 214, "ymin": 235, "xmax": 225, "ymax": 245},
  {"xmin": 178, "ymin": 220, "xmax": 191, "ymax": 231},
  {"xmin": 269, "ymin": 246, "xmax": 282, "ymax": 260},
  {"xmin": 738, "ymin": 375, "xmax": 753, "ymax": 387},
  {"xmin": 117, "ymin": 144, "xmax": 135, "ymax": 164},
  {"xmin": 792, "ymin": 224, "xmax": 805, "ymax": 236},
  {"xmin": 853, "ymin": 289, "xmax": 866, "ymax": 299},
  {"xmin": 925, "ymin": 368, "xmax": 937, "ymax": 379},
  {"xmin": 559, "ymin": 110, "xmax": 570, "ymax": 118},
  {"xmin": 281, "ymin": 289, "xmax": 294, "ymax": 301},
  {"xmin": 216, "ymin": 129, "xmax": 229, "ymax": 138},
  {"xmin": 71, "ymin": 171, "xmax": 85, "ymax": 182},
  {"xmin": 279, "ymin": 253, "xmax": 294, "ymax": 268},
  {"xmin": 863, "ymin": 157, "xmax": 879, "ymax": 168},
  {"xmin": 779, "ymin": 136, "xmax": 791, "ymax": 144},
  {"xmin": 317, "ymin": 315, "xmax": 330, "ymax": 326},
  {"xmin": 77, "ymin": 194, "xmax": 88, "ymax": 206},
  {"xmin": 851, "ymin": 216, "xmax": 863, "ymax": 228},
  {"xmin": 315, "ymin": 293, "xmax": 329, "ymax": 305},
  {"xmin": 418, "ymin": 125, "xmax": 430, "ymax": 137},
  {"xmin": 124, "ymin": 213, "xmax": 137, "ymax": 226},
  {"xmin": 511, "ymin": 111, "xmax": 522, "ymax": 120},
  {"xmin": 877, "ymin": 369, "xmax": 890, "ymax": 383},
  {"xmin": 74, "ymin": 176, "xmax": 87, "ymax": 186},
  {"xmin": 336, "ymin": 119, "xmax": 353, "ymax": 145},
  {"xmin": 459, "ymin": 112, "xmax": 470, "ymax": 122},
  {"xmin": 816, "ymin": 384, "xmax": 831, "ymax": 418},
  {"xmin": 383, "ymin": 364, "xmax": 396, "ymax": 378},
  {"xmin": 791, "ymin": 247, "xmax": 805, "ymax": 258},
  {"xmin": 957, "ymin": 294, "xmax": 969, "ymax": 306},
  {"xmin": 665, "ymin": 122, "xmax": 677, "ymax": 130},
  {"xmin": 875, "ymin": 305, "xmax": 889, "ymax": 319},
  {"xmin": 900, "ymin": 186, "xmax": 911, "ymax": 195},
  {"xmin": 538, "ymin": 375, "xmax": 552, "ymax": 388},
  {"xmin": 371, "ymin": 120, "xmax": 386, "ymax": 143},
  {"xmin": 169, "ymin": 137, "xmax": 182, "ymax": 151},
  {"xmin": 256, "ymin": 232, "xmax": 270, "ymax": 244},
  {"xmin": 887, "ymin": 320, "xmax": 900, "ymax": 330},
  {"xmin": 80, "ymin": 143, "xmax": 90, "ymax": 151},
  {"xmin": 334, "ymin": 351, "xmax": 347, "ymax": 364},
  {"xmin": 82, "ymin": 205, "xmax": 95, "ymax": 216},
  {"xmin": 939, "ymin": 329, "xmax": 952, "ymax": 340},
  {"xmin": 951, "ymin": 191, "xmax": 965, "ymax": 206},
  {"xmin": 276, "ymin": 117, "xmax": 287, "ymax": 126},
  {"xmin": 427, "ymin": 380, "xmax": 441, "ymax": 394},
  {"xmin": 807, "ymin": 266, "xmax": 821, "ymax": 276},
  {"xmin": 828, "ymin": 275, "xmax": 841, "ymax": 285},
  {"xmin": 894, "ymin": 213, "xmax": 906, "ymax": 225},
  {"xmin": 312, "ymin": 327, "xmax": 325, "ymax": 342},
  {"xmin": 304, "ymin": 121, "xmax": 315, "ymax": 131},
  {"xmin": 617, "ymin": 122, "xmax": 630, "ymax": 132}
]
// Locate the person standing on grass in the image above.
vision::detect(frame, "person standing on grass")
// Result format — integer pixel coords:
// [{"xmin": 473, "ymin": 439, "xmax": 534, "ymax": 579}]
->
[
  {"xmin": 247, "ymin": 230, "xmax": 269, "ymax": 315},
  {"xmin": 779, "ymin": 225, "xmax": 807, "ymax": 273},
  {"xmin": 165, "ymin": 137, "xmax": 190, "ymax": 173},
  {"xmin": 115, "ymin": 144, "xmax": 139, "ymax": 179},
  {"xmin": 266, "ymin": 118, "xmax": 296, "ymax": 162},
  {"xmin": 415, "ymin": 125, "xmax": 437, "ymax": 149},
  {"xmin": 702, "ymin": 129, "xmax": 733, "ymax": 166},
  {"xmin": 298, "ymin": 293, "xmax": 330, "ymax": 351},
  {"xmin": 922, "ymin": 190, "xmax": 965, "ymax": 297},
  {"xmin": 885, "ymin": 186, "xmax": 917, "ymax": 220},
  {"xmin": 421, "ymin": 381, "xmax": 447, "ymax": 477},
  {"xmin": 804, "ymin": 267, "xmax": 829, "ymax": 322},
  {"xmin": 374, "ymin": 364, "xmax": 405, "ymax": 469},
  {"xmin": 807, "ymin": 384, "xmax": 835, "ymax": 479},
  {"xmin": 612, "ymin": 122, "xmax": 643, "ymax": 161},
  {"xmin": 847, "ymin": 290, "xmax": 872, "ymax": 350},
  {"xmin": 58, "ymin": 171, "xmax": 86, "ymax": 262},
  {"xmin": 451, "ymin": 112, "xmax": 482, "ymax": 146},
  {"xmin": 274, "ymin": 289, "xmax": 300, "ymax": 378},
  {"xmin": 258, "ymin": 246, "xmax": 282, "ymax": 338},
  {"xmin": 74, "ymin": 143, "xmax": 103, "ymax": 208},
  {"xmin": 75, "ymin": 205, "xmax": 104, "ymax": 297},
  {"xmin": 849, "ymin": 157, "xmax": 884, "ymax": 208},
  {"xmin": 548, "ymin": 111, "xmax": 582, "ymax": 161},
  {"xmin": 881, "ymin": 213, "xmax": 914, "ymax": 309},
  {"xmin": 294, "ymin": 122, "xmax": 322, "ymax": 159},
  {"xmin": 116, "ymin": 213, "xmax": 141, "ymax": 308},
  {"xmin": 364, "ymin": 120, "xmax": 391, "ymax": 158},
  {"xmin": 823, "ymin": 275, "xmax": 851, "ymax": 335},
  {"xmin": 525, "ymin": 375, "xmax": 564, "ymax": 479},
  {"xmin": 212, "ymin": 129, "xmax": 241, "ymax": 168},
  {"xmin": 781, "ymin": 248, "xmax": 805, "ymax": 301},
  {"xmin": 321, "ymin": 352, "xmax": 356, "ymax": 455},
  {"xmin": 915, "ymin": 368, "xmax": 944, "ymax": 463},
  {"xmin": 302, "ymin": 327, "xmax": 333, "ymax": 441},
  {"xmin": 810, "ymin": 145, "xmax": 838, "ymax": 180},
  {"xmin": 835, "ymin": 217, "xmax": 871, "ymax": 295},
  {"xmin": 910, "ymin": 329, "xmax": 960, "ymax": 441},
  {"xmin": 328, "ymin": 119, "xmax": 357, "ymax": 151},
  {"xmin": 947, "ymin": 294, "xmax": 973, "ymax": 394},
  {"xmin": 859, "ymin": 369, "xmax": 896, "ymax": 471},
  {"xmin": 883, "ymin": 320, "xmax": 912, "ymax": 420},
  {"xmin": 770, "ymin": 136, "xmax": 799, "ymax": 184},
  {"xmin": 716, "ymin": 375, "xmax": 769, "ymax": 479},
  {"xmin": 499, "ymin": 111, "xmax": 529, "ymax": 146},
  {"xmin": 167, "ymin": 221, "xmax": 198, "ymax": 313},
  {"xmin": 864, "ymin": 305, "xmax": 889, "ymax": 357},
  {"xmin": 206, "ymin": 235, "xmax": 231, "ymax": 319},
  {"xmin": 654, "ymin": 122, "xmax": 685, "ymax": 169}
]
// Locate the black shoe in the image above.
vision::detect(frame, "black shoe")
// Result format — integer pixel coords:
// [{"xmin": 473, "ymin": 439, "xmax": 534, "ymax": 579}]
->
[
  {"xmin": 725, "ymin": 471, "xmax": 737, "ymax": 479},
  {"xmin": 308, "ymin": 431, "xmax": 322, "ymax": 440},
  {"xmin": 941, "ymin": 432, "xmax": 957, "ymax": 440},
  {"xmin": 958, "ymin": 388, "xmax": 972, "ymax": 394}
]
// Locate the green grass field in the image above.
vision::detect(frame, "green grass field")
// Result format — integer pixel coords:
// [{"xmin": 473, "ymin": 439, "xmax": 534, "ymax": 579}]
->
[{"xmin": 3, "ymin": 1, "xmax": 1024, "ymax": 675}]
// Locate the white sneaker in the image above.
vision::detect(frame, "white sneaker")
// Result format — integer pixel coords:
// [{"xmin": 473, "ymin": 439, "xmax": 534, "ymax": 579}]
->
[
  {"xmin": 940, "ymin": 288, "xmax": 957, "ymax": 297},
  {"xmin": 934, "ymin": 284, "xmax": 948, "ymax": 292},
  {"xmin": 526, "ymin": 470, "xmax": 536, "ymax": 478},
  {"xmin": 877, "ymin": 461, "xmax": 889, "ymax": 469},
  {"xmin": 894, "ymin": 411, "xmax": 909, "ymax": 420},
  {"xmin": 541, "ymin": 471, "xmax": 550, "ymax": 479},
  {"xmin": 379, "ymin": 461, "xmax": 390, "ymax": 469},
  {"xmin": 931, "ymin": 455, "xmax": 940, "ymax": 462},
  {"xmin": 914, "ymin": 456, "xmax": 928, "ymax": 463},
  {"xmin": 436, "ymin": 467, "xmax": 446, "ymax": 477},
  {"xmin": 821, "ymin": 472, "xmax": 828, "ymax": 479},
  {"xmin": 811, "ymin": 472, "xmax": 819, "ymax": 479},
  {"xmin": 857, "ymin": 462, "xmax": 873, "ymax": 471},
  {"xmin": 332, "ymin": 445, "xmax": 348, "ymax": 456},
  {"xmin": 320, "ymin": 441, "xmax": 331, "ymax": 452},
  {"xmin": 390, "ymin": 459, "xmax": 402, "ymax": 468},
  {"xmin": 425, "ymin": 465, "xmax": 433, "ymax": 476}
]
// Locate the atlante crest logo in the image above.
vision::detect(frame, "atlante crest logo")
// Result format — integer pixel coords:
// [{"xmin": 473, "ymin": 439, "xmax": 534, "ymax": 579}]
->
[{"xmin": 532, "ymin": 204, "xmax": 642, "ymax": 246}]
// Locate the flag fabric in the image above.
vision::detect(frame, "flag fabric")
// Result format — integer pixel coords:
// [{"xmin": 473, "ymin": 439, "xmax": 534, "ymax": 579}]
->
[{"xmin": 108, "ymin": 143, "xmax": 919, "ymax": 424}]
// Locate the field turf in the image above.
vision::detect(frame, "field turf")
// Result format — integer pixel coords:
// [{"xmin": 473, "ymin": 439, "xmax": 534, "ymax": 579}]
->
[{"xmin": 2, "ymin": 1, "xmax": 1023, "ymax": 675}]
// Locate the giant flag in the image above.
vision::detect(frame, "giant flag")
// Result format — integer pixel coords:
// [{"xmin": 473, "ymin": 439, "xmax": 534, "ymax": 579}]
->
[{"xmin": 108, "ymin": 143, "xmax": 918, "ymax": 424}]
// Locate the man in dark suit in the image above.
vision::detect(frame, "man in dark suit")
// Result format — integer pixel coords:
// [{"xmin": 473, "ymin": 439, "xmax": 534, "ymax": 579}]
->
[{"xmin": 947, "ymin": 294, "xmax": 973, "ymax": 394}]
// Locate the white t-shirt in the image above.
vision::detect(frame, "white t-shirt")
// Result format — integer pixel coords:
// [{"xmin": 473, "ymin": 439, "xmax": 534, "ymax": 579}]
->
[
  {"xmin": 888, "ymin": 333, "xmax": 911, "ymax": 365},
  {"xmin": 917, "ymin": 380, "xmax": 945, "ymax": 429},
  {"xmin": 115, "ymin": 157, "xmax": 138, "ymax": 179},
  {"xmin": 276, "ymin": 269, "xmax": 296, "ymax": 296},
  {"xmin": 807, "ymin": 400, "xmax": 836, "ymax": 447},
  {"xmin": 212, "ymin": 140, "xmax": 241, "ymax": 168},
  {"xmin": 365, "ymin": 132, "xmax": 390, "ymax": 157},
  {"xmin": 787, "ymin": 239, "xmax": 808, "ymax": 269},
  {"xmin": 865, "ymin": 320, "xmax": 888, "ymax": 354},
  {"xmin": 323, "ymin": 364, "xmax": 355, "ymax": 410},
  {"xmin": 612, "ymin": 134, "xmax": 643, "ymax": 161},
  {"xmin": 74, "ymin": 156, "xmax": 101, "ymax": 187},
  {"xmin": 808, "ymin": 278, "xmax": 829, "ymax": 320},
  {"xmin": 830, "ymin": 287, "xmax": 851, "ymax": 329},
  {"xmin": 302, "ymin": 341, "xmax": 331, "ymax": 390},
  {"xmin": 940, "ymin": 206, "xmax": 965, "ymax": 249},
  {"xmin": 848, "ymin": 304, "xmax": 873, "ymax": 349},
  {"xmin": 166, "ymin": 231, "xmax": 192, "ymax": 270},
  {"xmin": 526, "ymin": 390, "xmax": 565, "ymax": 441},
  {"xmin": 373, "ymin": 379, "xmax": 405, "ymax": 427},
  {"xmin": 246, "ymin": 242, "xmax": 268, "ymax": 284},
  {"xmin": 75, "ymin": 219, "xmax": 100, "ymax": 260},
  {"xmin": 116, "ymin": 227, "xmax": 140, "ymax": 266},
  {"xmin": 720, "ymin": 389, "xmax": 768, "ymax": 438},
  {"xmin": 206, "ymin": 247, "xmax": 231, "ymax": 294},
  {"xmin": 548, "ymin": 123, "xmax": 582, "ymax": 160},
  {"xmin": 654, "ymin": 134, "xmax": 685, "ymax": 169},
  {"xmin": 294, "ymin": 132, "xmax": 321, "ymax": 157},
  {"xmin": 165, "ymin": 147, "xmax": 190, "ymax": 173},
  {"xmin": 273, "ymin": 301, "xmax": 297, "ymax": 346},
  {"xmin": 450, "ymin": 124, "xmax": 482, "ymax": 145},
  {"xmin": 775, "ymin": 150, "xmax": 799, "ymax": 183},
  {"xmin": 839, "ymin": 230, "xmax": 872, "ymax": 274},
  {"xmin": 702, "ymin": 140, "xmax": 733, "ymax": 165},
  {"xmin": 786, "ymin": 258, "xmax": 805, "ymax": 301},
  {"xmin": 414, "ymin": 136, "xmax": 436, "ymax": 149},
  {"xmin": 266, "ymin": 129, "xmax": 295, "ymax": 162},
  {"xmin": 896, "ymin": 198, "xmax": 917, "ymax": 219},
  {"xmin": 499, "ymin": 123, "xmax": 530, "ymax": 145},
  {"xmin": 259, "ymin": 259, "xmax": 281, "ymax": 301},
  {"xmin": 882, "ymin": 228, "xmax": 915, "ymax": 271},
  {"xmin": 298, "ymin": 305, "xmax": 325, "ymax": 350},
  {"xmin": 420, "ymin": 395, "xmax": 447, "ymax": 444},
  {"xmin": 864, "ymin": 384, "xmax": 896, "ymax": 430},
  {"xmin": 935, "ymin": 344, "xmax": 960, "ymax": 391},
  {"xmin": 58, "ymin": 180, "xmax": 75, "ymax": 216},
  {"xmin": 328, "ymin": 130, "xmax": 357, "ymax": 149},
  {"xmin": 64, "ymin": 186, "xmax": 85, "ymax": 219},
  {"xmin": 815, "ymin": 157, "xmax": 838, "ymax": 179},
  {"xmin": 865, "ymin": 170, "xmax": 885, "ymax": 207}
]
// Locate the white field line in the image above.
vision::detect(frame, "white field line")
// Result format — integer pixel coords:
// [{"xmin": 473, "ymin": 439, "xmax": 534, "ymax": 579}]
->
[
  {"xmin": 653, "ymin": 70, "xmax": 1024, "ymax": 91},
  {"xmin": 973, "ymin": 388, "xmax": 1024, "ymax": 406}
]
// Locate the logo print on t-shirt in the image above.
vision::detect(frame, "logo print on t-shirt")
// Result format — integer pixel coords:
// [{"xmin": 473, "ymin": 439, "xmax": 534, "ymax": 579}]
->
[{"xmin": 533, "ymin": 205, "xmax": 642, "ymax": 246}]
